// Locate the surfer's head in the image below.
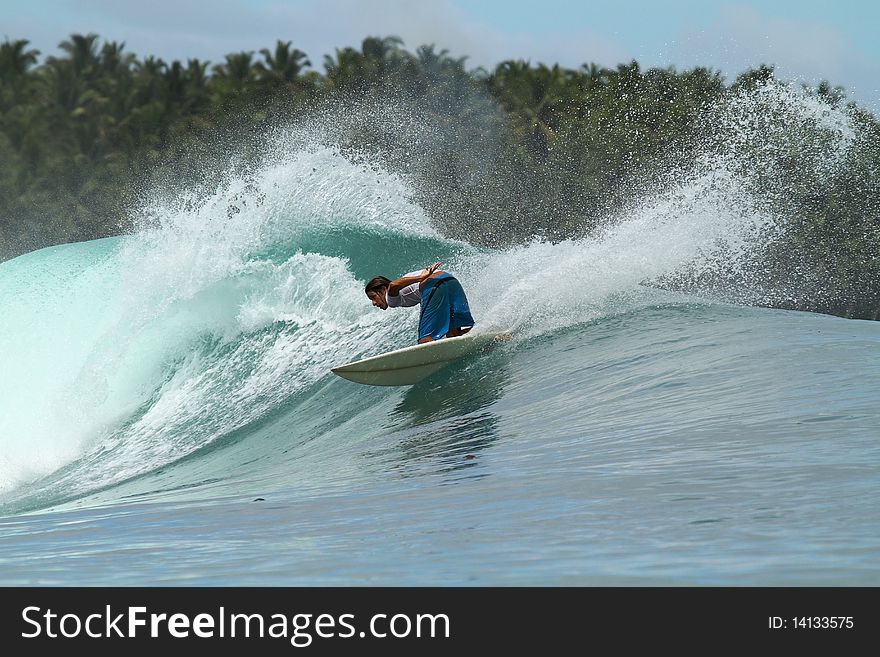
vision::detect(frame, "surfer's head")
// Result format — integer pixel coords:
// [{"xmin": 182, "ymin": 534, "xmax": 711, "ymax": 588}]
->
[{"xmin": 365, "ymin": 276, "xmax": 391, "ymax": 310}]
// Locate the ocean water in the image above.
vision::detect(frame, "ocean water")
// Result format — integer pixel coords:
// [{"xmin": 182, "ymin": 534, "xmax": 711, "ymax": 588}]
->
[{"xmin": 0, "ymin": 87, "xmax": 878, "ymax": 586}]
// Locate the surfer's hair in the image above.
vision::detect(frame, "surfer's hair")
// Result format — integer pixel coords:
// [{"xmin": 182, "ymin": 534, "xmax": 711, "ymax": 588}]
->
[{"xmin": 365, "ymin": 276, "xmax": 391, "ymax": 294}]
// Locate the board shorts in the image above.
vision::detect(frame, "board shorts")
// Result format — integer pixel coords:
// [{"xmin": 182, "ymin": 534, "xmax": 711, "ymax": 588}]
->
[{"xmin": 418, "ymin": 273, "xmax": 475, "ymax": 341}]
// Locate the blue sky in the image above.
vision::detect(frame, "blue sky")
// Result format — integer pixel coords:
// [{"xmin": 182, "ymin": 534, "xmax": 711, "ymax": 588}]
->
[{"xmin": 3, "ymin": 0, "xmax": 878, "ymax": 110}]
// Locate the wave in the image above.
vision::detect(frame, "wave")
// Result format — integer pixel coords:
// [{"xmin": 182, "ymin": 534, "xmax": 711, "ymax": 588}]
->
[{"xmin": 0, "ymin": 81, "xmax": 865, "ymax": 512}]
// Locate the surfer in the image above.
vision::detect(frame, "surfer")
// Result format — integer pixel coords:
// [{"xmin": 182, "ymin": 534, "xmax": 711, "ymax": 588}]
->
[{"xmin": 365, "ymin": 262, "xmax": 475, "ymax": 344}]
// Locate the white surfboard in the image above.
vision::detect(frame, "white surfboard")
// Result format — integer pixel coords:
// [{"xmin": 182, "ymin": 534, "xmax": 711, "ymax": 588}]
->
[{"xmin": 331, "ymin": 328, "xmax": 509, "ymax": 386}]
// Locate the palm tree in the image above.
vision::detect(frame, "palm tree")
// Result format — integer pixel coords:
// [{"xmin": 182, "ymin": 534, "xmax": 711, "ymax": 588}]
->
[
  {"xmin": 0, "ymin": 38, "xmax": 40, "ymax": 110},
  {"xmin": 361, "ymin": 35, "xmax": 405, "ymax": 80},
  {"xmin": 256, "ymin": 40, "xmax": 310, "ymax": 87},
  {"xmin": 815, "ymin": 79, "xmax": 845, "ymax": 105},
  {"xmin": 323, "ymin": 47, "xmax": 370, "ymax": 92},
  {"xmin": 98, "ymin": 41, "xmax": 134, "ymax": 77},
  {"xmin": 613, "ymin": 59, "xmax": 642, "ymax": 90},
  {"xmin": 43, "ymin": 56, "xmax": 81, "ymax": 114},
  {"xmin": 323, "ymin": 36, "xmax": 409, "ymax": 93},
  {"xmin": 732, "ymin": 64, "xmax": 775, "ymax": 92},
  {"xmin": 490, "ymin": 61, "xmax": 572, "ymax": 158},
  {"xmin": 415, "ymin": 44, "xmax": 467, "ymax": 81},
  {"xmin": 94, "ymin": 41, "xmax": 135, "ymax": 122},
  {"xmin": 57, "ymin": 33, "xmax": 101, "ymax": 80},
  {"xmin": 211, "ymin": 51, "xmax": 256, "ymax": 97},
  {"xmin": 164, "ymin": 60, "xmax": 187, "ymax": 106},
  {"xmin": 410, "ymin": 43, "xmax": 475, "ymax": 108},
  {"xmin": 133, "ymin": 55, "xmax": 168, "ymax": 101},
  {"xmin": 0, "ymin": 38, "xmax": 40, "ymax": 79},
  {"xmin": 183, "ymin": 58, "xmax": 211, "ymax": 112},
  {"xmin": 580, "ymin": 62, "xmax": 612, "ymax": 88}
]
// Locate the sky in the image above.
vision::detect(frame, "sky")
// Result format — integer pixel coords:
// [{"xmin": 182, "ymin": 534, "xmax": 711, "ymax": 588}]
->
[{"xmin": 3, "ymin": 0, "xmax": 879, "ymax": 111}]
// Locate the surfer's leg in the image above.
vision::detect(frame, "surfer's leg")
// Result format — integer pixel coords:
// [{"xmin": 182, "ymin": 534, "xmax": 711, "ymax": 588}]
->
[
  {"xmin": 446, "ymin": 279, "xmax": 475, "ymax": 335},
  {"xmin": 418, "ymin": 284, "xmax": 453, "ymax": 342}
]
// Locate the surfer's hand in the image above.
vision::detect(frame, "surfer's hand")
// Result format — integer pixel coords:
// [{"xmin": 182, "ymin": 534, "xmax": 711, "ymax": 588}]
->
[{"xmin": 427, "ymin": 261, "xmax": 441, "ymax": 274}]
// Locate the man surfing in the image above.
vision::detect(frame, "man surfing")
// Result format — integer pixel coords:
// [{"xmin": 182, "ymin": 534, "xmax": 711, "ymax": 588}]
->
[{"xmin": 364, "ymin": 262, "xmax": 475, "ymax": 344}]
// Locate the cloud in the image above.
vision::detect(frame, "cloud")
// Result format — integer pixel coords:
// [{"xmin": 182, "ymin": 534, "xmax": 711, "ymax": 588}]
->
[{"xmin": 664, "ymin": 2, "xmax": 880, "ymax": 109}]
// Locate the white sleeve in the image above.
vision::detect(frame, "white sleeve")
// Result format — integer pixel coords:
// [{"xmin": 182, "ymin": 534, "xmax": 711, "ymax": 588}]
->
[
  {"xmin": 387, "ymin": 282, "xmax": 420, "ymax": 307},
  {"xmin": 386, "ymin": 272, "xmax": 423, "ymax": 308}
]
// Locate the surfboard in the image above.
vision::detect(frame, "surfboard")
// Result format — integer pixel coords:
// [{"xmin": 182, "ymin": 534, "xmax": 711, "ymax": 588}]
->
[{"xmin": 331, "ymin": 328, "xmax": 509, "ymax": 386}]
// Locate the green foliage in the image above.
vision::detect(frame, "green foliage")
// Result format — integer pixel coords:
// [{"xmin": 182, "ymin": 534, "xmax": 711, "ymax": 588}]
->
[{"xmin": 0, "ymin": 34, "xmax": 877, "ymax": 319}]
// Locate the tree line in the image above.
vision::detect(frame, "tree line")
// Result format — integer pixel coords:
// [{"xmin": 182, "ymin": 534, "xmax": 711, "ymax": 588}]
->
[{"xmin": 1, "ymin": 34, "xmax": 877, "ymax": 319}]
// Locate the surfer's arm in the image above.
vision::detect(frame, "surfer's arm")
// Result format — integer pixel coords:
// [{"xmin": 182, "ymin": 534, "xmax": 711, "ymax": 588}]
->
[{"xmin": 387, "ymin": 262, "xmax": 441, "ymax": 295}]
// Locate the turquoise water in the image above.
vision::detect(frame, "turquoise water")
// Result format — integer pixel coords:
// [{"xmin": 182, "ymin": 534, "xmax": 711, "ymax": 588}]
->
[{"xmin": 0, "ymin": 101, "xmax": 878, "ymax": 584}]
